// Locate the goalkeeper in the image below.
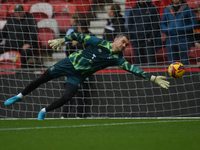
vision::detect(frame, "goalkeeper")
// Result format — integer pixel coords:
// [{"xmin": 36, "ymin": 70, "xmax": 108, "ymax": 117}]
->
[{"xmin": 4, "ymin": 33, "xmax": 170, "ymax": 120}]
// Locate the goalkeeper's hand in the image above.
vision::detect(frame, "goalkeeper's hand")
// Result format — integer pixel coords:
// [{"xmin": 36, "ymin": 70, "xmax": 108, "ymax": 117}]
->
[
  {"xmin": 48, "ymin": 38, "xmax": 65, "ymax": 51},
  {"xmin": 150, "ymin": 75, "xmax": 170, "ymax": 89}
]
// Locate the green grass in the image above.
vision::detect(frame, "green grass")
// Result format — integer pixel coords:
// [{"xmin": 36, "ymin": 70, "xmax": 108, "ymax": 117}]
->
[{"xmin": 0, "ymin": 119, "xmax": 200, "ymax": 150}]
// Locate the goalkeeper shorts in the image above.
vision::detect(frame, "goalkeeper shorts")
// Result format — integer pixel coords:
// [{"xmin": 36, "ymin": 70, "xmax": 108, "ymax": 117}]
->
[{"xmin": 48, "ymin": 57, "xmax": 85, "ymax": 88}]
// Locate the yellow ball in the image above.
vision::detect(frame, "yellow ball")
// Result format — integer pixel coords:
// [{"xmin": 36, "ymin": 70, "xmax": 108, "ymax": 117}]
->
[{"xmin": 168, "ymin": 62, "xmax": 185, "ymax": 79}]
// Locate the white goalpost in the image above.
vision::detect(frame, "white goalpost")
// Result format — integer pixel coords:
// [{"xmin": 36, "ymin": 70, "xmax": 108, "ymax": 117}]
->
[{"xmin": 0, "ymin": 0, "xmax": 200, "ymax": 119}]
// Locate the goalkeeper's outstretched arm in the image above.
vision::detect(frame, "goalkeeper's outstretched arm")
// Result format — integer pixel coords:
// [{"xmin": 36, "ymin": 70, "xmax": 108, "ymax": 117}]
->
[
  {"xmin": 48, "ymin": 33, "xmax": 101, "ymax": 51},
  {"xmin": 119, "ymin": 61, "xmax": 170, "ymax": 89}
]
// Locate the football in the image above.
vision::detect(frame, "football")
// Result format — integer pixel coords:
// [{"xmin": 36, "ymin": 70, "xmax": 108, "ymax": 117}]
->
[{"xmin": 168, "ymin": 62, "xmax": 185, "ymax": 79}]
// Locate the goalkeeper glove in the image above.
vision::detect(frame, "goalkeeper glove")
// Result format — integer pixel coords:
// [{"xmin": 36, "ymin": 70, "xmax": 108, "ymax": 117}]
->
[
  {"xmin": 150, "ymin": 75, "xmax": 170, "ymax": 89},
  {"xmin": 48, "ymin": 38, "xmax": 65, "ymax": 51}
]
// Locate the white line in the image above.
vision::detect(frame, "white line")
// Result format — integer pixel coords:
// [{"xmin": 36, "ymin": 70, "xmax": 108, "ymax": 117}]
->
[{"xmin": 0, "ymin": 120, "xmax": 199, "ymax": 131}]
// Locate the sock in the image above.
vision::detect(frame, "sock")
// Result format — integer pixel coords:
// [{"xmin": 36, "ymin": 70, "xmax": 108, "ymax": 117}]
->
[
  {"xmin": 17, "ymin": 93, "xmax": 24, "ymax": 99},
  {"xmin": 41, "ymin": 108, "xmax": 46, "ymax": 113}
]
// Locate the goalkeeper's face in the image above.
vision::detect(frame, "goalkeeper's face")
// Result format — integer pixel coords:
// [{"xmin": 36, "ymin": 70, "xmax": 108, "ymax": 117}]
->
[{"xmin": 113, "ymin": 36, "xmax": 129, "ymax": 53}]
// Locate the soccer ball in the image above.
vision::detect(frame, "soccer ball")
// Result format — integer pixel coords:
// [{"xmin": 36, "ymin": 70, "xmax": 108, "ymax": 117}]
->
[{"xmin": 168, "ymin": 62, "xmax": 185, "ymax": 79}]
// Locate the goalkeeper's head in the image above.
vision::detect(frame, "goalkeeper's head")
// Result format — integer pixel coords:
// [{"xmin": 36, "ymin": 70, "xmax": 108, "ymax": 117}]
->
[
  {"xmin": 112, "ymin": 33, "xmax": 129, "ymax": 53},
  {"xmin": 14, "ymin": 4, "xmax": 25, "ymax": 20}
]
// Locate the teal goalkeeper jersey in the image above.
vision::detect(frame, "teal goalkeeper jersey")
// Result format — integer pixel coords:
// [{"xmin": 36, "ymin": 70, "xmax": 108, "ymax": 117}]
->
[{"xmin": 64, "ymin": 33, "xmax": 152, "ymax": 80}]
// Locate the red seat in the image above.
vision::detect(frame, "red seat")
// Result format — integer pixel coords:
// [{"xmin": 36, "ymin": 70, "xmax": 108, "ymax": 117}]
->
[
  {"xmin": 152, "ymin": 0, "xmax": 172, "ymax": 19},
  {"xmin": 0, "ymin": 20, "xmax": 7, "ymax": 31},
  {"xmin": 156, "ymin": 47, "xmax": 169, "ymax": 65},
  {"xmin": 0, "ymin": 5, "xmax": 8, "ymax": 20},
  {"xmin": 52, "ymin": 12, "xmax": 71, "ymax": 33},
  {"xmin": 47, "ymin": 0, "xmax": 68, "ymax": 4},
  {"xmin": 29, "ymin": 3, "xmax": 53, "ymax": 23},
  {"xmin": 187, "ymin": 0, "xmax": 200, "ymax": 9},
  {"xmin": 189, "ymin": 46, "xmax": 200, "ymax": 58},
  {"xmin": 52, "ymin": 2, "xmax": 77, "ymax": 15},
  {"xmin": 123, "ymin": 42, "xmax": 134, "ymax": 64},
  {"xmin": 24, "ymin": 0, "xmax": 47, "ymax": 6},
  {"xmin": 30, "ymin": 12, "xmax": 49, "ymax": 23},
  {"xmin": 70, "ymin": 0, "xmax": 91, "ymax": 14},
  {"xmin": 189, "ymin": 46, "xmax": 200, "ymax": 64},
  {"xmin": 1, "ymin": 0, "xmax": 24, "ymax": 4},
  {"xmin": 161, "ymin": 31, "xmax": 166, "ymax": 42},
  {"xmin": 0, "ymin": 51, "xmax": 21, "ymax": 69},
  {"xmin": 38, "ymin": 28, "xmax": 55, "ymax": 48}
]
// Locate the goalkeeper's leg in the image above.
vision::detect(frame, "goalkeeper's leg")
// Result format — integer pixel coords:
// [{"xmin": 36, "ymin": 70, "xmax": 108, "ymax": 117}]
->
[
  {"xmin": 38, "ymin": 83, "xmax": 78, "ymax": 120},
  {"xmin": 4, "ymin": 70, "xmax": 54, "ymax": 106}
]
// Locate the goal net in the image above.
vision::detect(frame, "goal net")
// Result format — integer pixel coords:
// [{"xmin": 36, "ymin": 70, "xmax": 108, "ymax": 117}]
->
[{"xmin": 0, "ymin": 0, "xmax": 200, "ymax": 119}]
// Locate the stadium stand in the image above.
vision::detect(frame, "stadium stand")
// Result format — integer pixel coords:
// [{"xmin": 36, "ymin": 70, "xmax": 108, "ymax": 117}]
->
[
  {"xmin": 123, "ymin": 42, "xmax": 134, "ymax": 64},
  {"xmin": 51, "ymin": 2, "xmax": 77, "ymax": 15},
  {"xmin": 189, "ymin": 46, "xmax": 200, "ymax": 64},
  {"xmin": 0, "ymin": 5, "xmax": 7, "ymax": 20},
  {"xmin": 70, "ymin": 0, "xmax": 92, "ymax": 14},
  {"xmin": 1, "ymin": 0, "xmax": 24, "ymax": 4},
  {"xmin": 187, "ymin": 0, "xmax": 200, "ymax": 9},
  {"xmin": 37, "ymin": 18, "xmax": 59, "ymax": 49},
  {"xmin": 51, "ymin": 2, "xmax": 76, "ymax": 33},
  {"xmin": 0, "ymin": 20, "xmax": 6, "ymax": 30},
  {"xmin": 52, "ymin": 9, "xmax": 72, "ymax": 33},
  {"xmin": 24, "ymin": 0, "xmax": 47, "ymax": 6},
  {"xmin": 0, "ymin": 51, "xmax": 22, "ymax": 71},
  {"xmin": 29, "ymin": 2, "xmax": 53, "ymax": 22}
]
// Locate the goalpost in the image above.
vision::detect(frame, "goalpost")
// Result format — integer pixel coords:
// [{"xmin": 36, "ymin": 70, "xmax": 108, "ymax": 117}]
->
[{"xmin": 0, "ymin": 0, "xmax": 200, "ymax": 119}]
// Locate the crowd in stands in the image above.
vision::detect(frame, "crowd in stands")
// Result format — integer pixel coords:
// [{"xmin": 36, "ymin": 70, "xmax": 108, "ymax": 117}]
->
[{"xmin": 0, "ymin": 0, "xmax": 200, "ymax": 68}]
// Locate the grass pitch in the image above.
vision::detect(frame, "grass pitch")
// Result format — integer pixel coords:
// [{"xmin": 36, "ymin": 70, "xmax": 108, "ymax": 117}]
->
[{"xmin": 0, "ymin": 119, "xmax": 199, "ymax": 150}]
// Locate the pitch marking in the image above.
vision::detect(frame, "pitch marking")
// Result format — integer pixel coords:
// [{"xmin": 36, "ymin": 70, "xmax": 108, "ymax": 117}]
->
[{"xmin": 0, "ymin": 119, "xmax": 199, "ymax": 131}]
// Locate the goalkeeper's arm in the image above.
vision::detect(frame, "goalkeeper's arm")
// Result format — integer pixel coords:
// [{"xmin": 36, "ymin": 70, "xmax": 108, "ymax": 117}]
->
[
  {"xmin": 119, "ymin": 61, "xmax": 170, "ymax": 89},
  {"xmin": 48, "ymin": 33, "xmax": 101, "ymax": 51}
]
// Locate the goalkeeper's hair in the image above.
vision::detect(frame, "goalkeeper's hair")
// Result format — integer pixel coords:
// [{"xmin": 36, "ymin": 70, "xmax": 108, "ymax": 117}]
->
[{"xmin": 115, "ymin": 33, "xmax": 129, "ymax": 41}]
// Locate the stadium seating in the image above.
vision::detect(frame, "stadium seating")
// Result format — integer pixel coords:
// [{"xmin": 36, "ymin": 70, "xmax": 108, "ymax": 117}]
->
[
  {"xmin": 156, "ymin": 47, "xmax": 169, "ymax": 65},
  {"xmin": 24, "ymin": 0, "xmax": 47, "ymax": 6},
  {"xmin": 0, "ymin": 51, "xmax": 22, "ymax": 71},
  {"xmin": 1, "ymin": 0, "xmax": 24, "ymax": 4},
  {"xmin": 51, "ymin": 2, "xmax": 77, "ymax": 15},
  {"xmin": 0, "ymin": 20, "xmax": 6, "ymax": 30},
  {"xmin": 0, "ymin": 5, "xmax": 8, "ymax": 20},
  {"xmin": 123, "ymin": 42, "xmax": 134, "ymax": 64},
  {"xmin": 70, "ymin": 0, "xmax": 91, "ymax": 14},
  {"xmin": 29, "ymin": 2, "xmax": 53, "ymax": 22},
  {"xmin": 52, "ymin": 11, "xmax": 71, "ymax": 33},
  {"xmin": 37, "ymin": 19, "xmax": 59, "ymax": 48},
  {"xmin": 47, "ymin": 0, "xmax": 68, "ymax": 4},
  {"xmin": 189, "ymin": 46, "xmax": 200, "ymax": 64},
  {"xmin": 187, "ymin": 0, "xmax": 200, "ymax": 9}
]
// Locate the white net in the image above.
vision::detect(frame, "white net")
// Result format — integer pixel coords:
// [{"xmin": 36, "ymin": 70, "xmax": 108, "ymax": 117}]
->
[{"xmin": 0, "ymin": 0, "xmax": 200, "ymax": 118}]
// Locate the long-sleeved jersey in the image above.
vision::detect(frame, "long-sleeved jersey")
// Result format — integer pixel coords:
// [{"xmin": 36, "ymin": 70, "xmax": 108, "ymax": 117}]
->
[{"xmin": 64, "ymin": 33, "xmax": 152, "ymax": 80}]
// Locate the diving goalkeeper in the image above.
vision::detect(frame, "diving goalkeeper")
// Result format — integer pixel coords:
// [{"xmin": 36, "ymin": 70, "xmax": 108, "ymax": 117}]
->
[{"xmin": 4, "ymin": 33, "xmax": 170, "ymax": 120}]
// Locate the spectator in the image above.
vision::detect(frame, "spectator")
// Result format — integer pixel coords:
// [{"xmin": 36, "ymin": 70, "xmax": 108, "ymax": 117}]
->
[
  {"xmin": 65, "ymin": 19, "xmax": 95, "ymax": 56},
  {"xmin": 124, "ymin": 0, "xmax": 136, "ymax": 33},
  {"xmin": 65, "ymin": 13, "xmax": 79, "ymax": 37},
  {"xmin": 161, "ymin": 0, "xmax": 198, "ymax": 65},
  {"xmin": 193, "ymin": 4, "xmax": 200, "ymax": 48},
  {"xmin": 63, "ymin": 20, "xmax": 95, "ymax": 118},
  {"xmin": 0, "ymin": 4, "xmax": 38, "ymax": 68},
  {"xmin": 193, "ymin": 4, "xmax": 200, "ymax": 65},
  {"xmin": 103, "ymin": 4, "xmax": 125, "ymax": 42},
  {"xmin": 128, "ymin": 0, "xmax": 161, "ymax": 65}
]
